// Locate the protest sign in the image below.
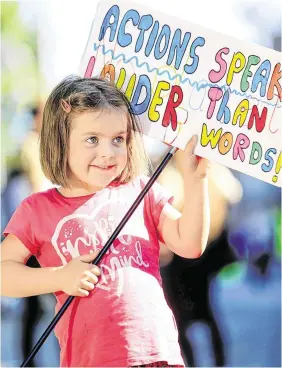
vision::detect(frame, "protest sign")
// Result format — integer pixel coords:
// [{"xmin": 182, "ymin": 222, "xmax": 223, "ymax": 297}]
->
[{"xmin": 79, "ymin": 0, "xmax": 282, "ymax": 186}]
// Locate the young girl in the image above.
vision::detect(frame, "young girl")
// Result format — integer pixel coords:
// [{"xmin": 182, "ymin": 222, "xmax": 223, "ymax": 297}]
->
[{"xmin": 1, "ymin": 76, "xmax": 210, "ymax": 367}]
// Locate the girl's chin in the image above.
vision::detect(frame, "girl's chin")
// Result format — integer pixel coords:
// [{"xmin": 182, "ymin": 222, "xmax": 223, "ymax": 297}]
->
[
  {"xmin": 70, "ymin": 170, "xmax": 123, "ymax": 191},
  {"xmin": 87, "ymin": 176, "xmax": 119, "ymax": 189}
]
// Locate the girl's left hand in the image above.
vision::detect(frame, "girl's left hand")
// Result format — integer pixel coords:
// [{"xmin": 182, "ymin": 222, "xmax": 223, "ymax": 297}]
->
[{"xmin": 176, "ymin": 135, "xmax": 211, "ymax": 180}]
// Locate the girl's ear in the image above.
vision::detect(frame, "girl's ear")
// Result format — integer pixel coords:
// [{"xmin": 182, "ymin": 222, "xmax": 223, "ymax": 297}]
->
[{"xmin": 61, "ymin": 99, "xmax": 71, "ymax": 113}]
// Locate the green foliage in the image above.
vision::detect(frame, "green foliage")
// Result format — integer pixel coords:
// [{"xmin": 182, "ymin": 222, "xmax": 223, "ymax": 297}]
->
[
  {"xmin": 1, "ymin": 1, "xmax": 39, "ymax": 172},
  {"xmin": 1, "ymin": 2, "xmax": 37, "ymax": 49}
]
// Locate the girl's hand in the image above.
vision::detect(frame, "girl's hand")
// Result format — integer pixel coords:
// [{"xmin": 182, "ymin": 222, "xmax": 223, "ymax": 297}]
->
[
  {"xmin": 58, "ymin": 251, "xmax": 101, "ymax": 297},
  {"xmin": 176, "ymin": 135, "xmax": 211, "ymax": 181}
]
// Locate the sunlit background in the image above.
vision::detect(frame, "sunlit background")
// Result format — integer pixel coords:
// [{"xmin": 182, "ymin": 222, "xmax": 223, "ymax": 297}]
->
[{"xmin": 1, "ymin": 0, "xmax": 281, "ymax": 366}]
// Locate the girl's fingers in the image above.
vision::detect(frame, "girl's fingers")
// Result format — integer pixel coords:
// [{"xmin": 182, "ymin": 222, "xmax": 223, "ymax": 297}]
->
[
  {"xmin": 197, "ymin": 158, "xmax": 211, "ymax": 178},
  {"xmin": 77, "ymin": 288, "xmax": 90, "ymax": 297},
  {"xmin": 80, "ymin": 279, "xmax": 95, "ymax": 291},
  {"xmin": 84, "ymin": 270, "xmax": 99, "ymax": 283},
  {"xmin": 88, "ymin": 266, "xmax": 101, "ymax": 276},
  {"xmin": 185, "ymin": 135, "xmax": 198, "ymax": 155}
]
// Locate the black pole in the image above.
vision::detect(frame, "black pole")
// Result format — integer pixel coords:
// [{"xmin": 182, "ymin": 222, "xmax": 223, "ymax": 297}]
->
[{"xmin": 21, "ymin": 146, "xmax": 178, "ymax": 367}]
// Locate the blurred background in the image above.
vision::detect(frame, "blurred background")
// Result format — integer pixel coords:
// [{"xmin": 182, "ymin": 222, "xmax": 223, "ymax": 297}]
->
[{"xmin": 1, "ymin": 0, "xmax": 281, "ymax": 366}]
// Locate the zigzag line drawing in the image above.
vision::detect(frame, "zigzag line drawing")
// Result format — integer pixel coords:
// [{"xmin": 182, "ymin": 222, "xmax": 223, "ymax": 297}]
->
[{"xmin": 93, "ymin": 43, "xmax": 281, "ymax": 109}]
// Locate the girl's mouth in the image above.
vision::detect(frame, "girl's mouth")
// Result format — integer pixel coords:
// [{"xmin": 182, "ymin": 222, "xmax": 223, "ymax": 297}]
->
[{"xmin": 90, "ymin": 165, "xmax": 116, "ymax": 171}]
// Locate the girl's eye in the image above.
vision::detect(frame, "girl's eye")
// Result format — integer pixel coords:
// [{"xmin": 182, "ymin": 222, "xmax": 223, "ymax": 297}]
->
[
  {"xmin": 113, "ymin": 136, "xmax": 125, "ymax": 144},
  {"xmin": 87, "ymin": 137, "xmax": 98, "ymax": 144}
]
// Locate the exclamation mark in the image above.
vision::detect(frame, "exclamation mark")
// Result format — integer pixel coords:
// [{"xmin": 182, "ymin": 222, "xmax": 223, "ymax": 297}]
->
[
  {"xmin": 84, "ymin": 56, "xmax": 96, "ymax": 78},
  {"xmin": 272, "ymin": 152, "xmax": 282, "ymax": 183}
]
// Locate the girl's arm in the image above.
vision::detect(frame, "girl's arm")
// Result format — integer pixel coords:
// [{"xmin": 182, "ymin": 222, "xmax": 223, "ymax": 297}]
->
[
  {"xmin": 1, "ymin": 234, "xmax": 64, "ymax": 297},
  {"xmin": 1, "ymin": 234, "xmax": 101, "ymax": 298},
  {"xmin": 157, "ymin": 135, "xmax": 210, "ymax": 259}
]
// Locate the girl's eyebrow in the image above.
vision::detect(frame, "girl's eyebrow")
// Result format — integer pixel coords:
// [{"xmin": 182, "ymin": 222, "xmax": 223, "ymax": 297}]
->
[{"xmin": 83, "ymin": 131, "xmax": 127, "ymax": 136}]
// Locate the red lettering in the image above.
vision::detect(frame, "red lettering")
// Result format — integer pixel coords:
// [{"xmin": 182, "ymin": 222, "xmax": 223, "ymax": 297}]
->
[{"xmin": 162, "ymin": 85, "xmax": 183, "ymax": 131}]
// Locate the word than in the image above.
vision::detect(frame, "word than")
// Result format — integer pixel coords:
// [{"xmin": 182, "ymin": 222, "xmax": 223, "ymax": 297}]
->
[{"xmin": 207, "ymin": 87, "xmax": 270, "ymax": 133}]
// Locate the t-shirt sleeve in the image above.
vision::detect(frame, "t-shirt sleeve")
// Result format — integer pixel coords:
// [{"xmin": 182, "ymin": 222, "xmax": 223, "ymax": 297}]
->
[
  {"xmin": 3, "ymin": 198, "xmax": 39, "ymax": 256},
  {"xmin": 151, "ymin": 181, "xmax": 174, "ymax": 227},
  {"xmin": 144, "ymin": 177, "xmax": 174, "ymax": 243}
]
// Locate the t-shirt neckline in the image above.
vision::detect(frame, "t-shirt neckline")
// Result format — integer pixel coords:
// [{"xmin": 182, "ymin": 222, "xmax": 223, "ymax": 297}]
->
[
  {"xmin": 53, "ymin": 188, "xmax": 97, "ymax": 201},
  {"xmin": 52, "ymin": 180, "xmax": 123, "ymax": 202}
]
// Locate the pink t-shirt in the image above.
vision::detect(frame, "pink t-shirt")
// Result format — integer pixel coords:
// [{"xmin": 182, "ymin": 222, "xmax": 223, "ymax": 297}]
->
[{"xmin": 4, "ymin": 176, "xmax": 184, "ymax": 367}]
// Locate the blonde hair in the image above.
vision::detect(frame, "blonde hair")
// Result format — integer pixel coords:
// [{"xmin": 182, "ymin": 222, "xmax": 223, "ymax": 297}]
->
[{"xmin": 40, "ymin": 75, "xmax": 149, "ymax": 188}]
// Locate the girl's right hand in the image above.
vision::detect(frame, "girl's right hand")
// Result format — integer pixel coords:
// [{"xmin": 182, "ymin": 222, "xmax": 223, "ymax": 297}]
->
[{"xmin": 58, "ymin": 251, "xmax": 101, "ymax": 297}]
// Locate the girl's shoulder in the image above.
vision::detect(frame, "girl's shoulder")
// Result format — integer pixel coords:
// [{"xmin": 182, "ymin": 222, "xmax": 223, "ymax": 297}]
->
[{"xmin": 21, "ymin": 188, "xmax": 58, "ymax": 207}]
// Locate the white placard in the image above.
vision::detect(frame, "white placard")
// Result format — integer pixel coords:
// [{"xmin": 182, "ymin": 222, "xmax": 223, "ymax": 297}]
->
[{"xmin": 80, "ymin": 0, "xmax": 282, "ymax": 187}]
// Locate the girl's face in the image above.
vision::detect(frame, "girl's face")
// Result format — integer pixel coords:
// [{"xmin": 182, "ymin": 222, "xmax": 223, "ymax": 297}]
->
[{"xmin": 67, "ymin": 109, "xmax": 128, "ymax": 193}]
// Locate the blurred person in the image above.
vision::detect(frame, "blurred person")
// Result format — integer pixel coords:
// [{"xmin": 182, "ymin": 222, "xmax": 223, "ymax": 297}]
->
[
  {"xmin": 1, "ymin": 106, "xmax": 59, "ymax": 367},
  {"xmin": 210, "ymin": 161, "xmax": 281, "ymax": 367},
  {"xmin": 206, "ymin": 8, "xmax": 281, "ymax": 366},
  {"xmin": 21, "ymin": 105, "xmax": 54, "ymax": 193},
  {"xmin": 1, "ymin": 168, "xmax": 32, "ymax": 367},
  {"xmin": 20, "ymin": 105, "xmax": 59, "ymax": 367},
  {"xmin": 209, "ymin": 207, "xmax": 281, "ymax": 366},
  {"xmin": 1, "ymin": 111, "xmax": 35, "ymax": 367},
  {"xmin": 1, "ymin": 169, "xmax": 32, "ymax": 231},
  {"xmin": 157, "ymin": 155, "xmax": 242, "ymax": 367},
  {"xmin": 1, "ymin": 76, "xmax": 210, "ymax": 367}
]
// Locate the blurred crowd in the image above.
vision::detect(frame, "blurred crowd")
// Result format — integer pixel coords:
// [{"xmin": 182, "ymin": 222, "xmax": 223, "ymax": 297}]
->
[{"xmin": 1, "ymin": 1, "xmax": 281, "ymax": 367}]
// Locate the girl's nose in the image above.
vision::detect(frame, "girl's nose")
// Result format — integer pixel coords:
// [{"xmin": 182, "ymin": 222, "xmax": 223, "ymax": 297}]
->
[{"xmin": 99, "ymin": 142, "xmax": 115, "ymax": 158}]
